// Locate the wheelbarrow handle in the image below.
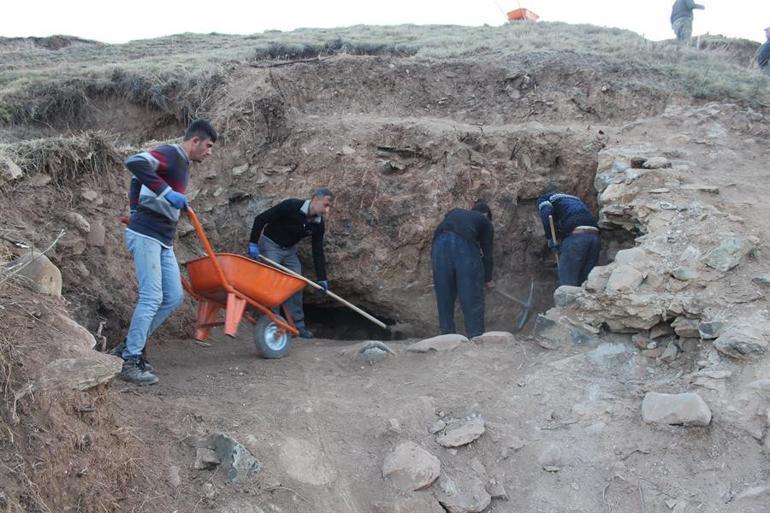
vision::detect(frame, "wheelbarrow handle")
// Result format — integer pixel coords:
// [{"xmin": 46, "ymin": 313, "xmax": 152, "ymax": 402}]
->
[
  {"xmin": 257, "ymin": 255, "xmax": 388, "ymax": 330},
  {"xmin": 186, "ymin": 207, "xmax": 233, "ymax": 294}
]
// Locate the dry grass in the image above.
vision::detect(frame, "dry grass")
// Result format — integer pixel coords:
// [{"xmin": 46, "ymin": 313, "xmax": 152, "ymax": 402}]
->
[{"xmin": 0, "ymin": 23, "xmax": 768, "ymax": 127}]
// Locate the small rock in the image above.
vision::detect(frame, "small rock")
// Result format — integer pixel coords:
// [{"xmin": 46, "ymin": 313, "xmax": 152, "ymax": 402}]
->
[
  {"xmin": 87, "ymin": 221, "xmax": 105, "ymax": 247},
  {"xmin": 429, "ymin": 420, "xmax": 446, "ymax": 434},
  {"xmin": 605, "ymin": 265, "xmax": 644, "ymax": 293},
  {"xmin": 539, "ymin": 444, "xmax": 562, "ymax": 472},
  {"xmin": 641, "ymin": 392, "xmax": 712, "ymax": 426},
  {"xmin": 486, "ymin": 479, "xmax": 509, "ymax": 501},
  {"xmin": 632, "ymin": 333, "xmax": 650, "ymax": 349},
  {"xmin": 435, "ymin": 475, "xmax": 491, "ymax": 513},
  {"xmin": 201, "ymin": 482, "xmax": 216, "ymax": 499},
  {"xmin": 231, "ymin": 163, "xmax": 249, "ymax": 176},
  {"xmin": 209, "ymin": 433, "xmax": 261, "ymax": 482},
  {"xmin": 168, "ymin": 465, "xmax": 182, "ymax": 488},
  {"xmin": 65, "ymin": 212, "xmax": 91, "ymax": 233},
  {"xmin": 698, "ymin": 321, "xmax": 724, "ymax": 340},
  {"xmin": 670, "ymin": 267, "xmax": 699, "ymax": 281},
  {"xmin": 0, "ymin": 154, "xmax": 23, "ymax": 181},
  {"xmin": 671, "ymin": 317, "xmax": 700, "ymax": 338},
  {"xmin": 650, "ymin": 323, "xmax": 674, "ymax": 340},
  {"xmin": 194, "ymin": 448, "xmax": 221, "ymax": 470},
  {"xmin": 752, "ymin": 276, "xmax": 770, "ymax": 287},
  {"xmin": 387, "ymin": 418, "xmax": 401, "ymax": 434},
  {"xmin": 641, "ymin": 348, "xmax": 663, "ymax": 358},
  {"xmin": 341, "ymin": 145, "xmax": 356, "ymax": 155},
  {"xmin": 471, "ymin": 331, "xmax": 516, "ymax": 344},
  {"xmin": 714, "ymin": 327, "xmax": 768, "ymax": 359},
  {"xmin": 382, "ymin": 441, "xmax": 441, "ymax": 491},
  {"xmin": 436, "ymin": 418, "xmax": 485, "ymax": 447},
  {"xmin": 359, "ymin": 341, "xmax": 395, "ymax": 363},
  {"xmin": 9, "ymin": 251, "xmax": 62, "ymax": 296},
  {"xmin": 704, "ymin": 238, "xmax": 751, "ymax": 272},
  {"xmin": 659, "ymin": 342, "xmax": 679, "ymax": 363},
  {"xmin": 553, "ymin": 285, "xmax": 583, "ymax": 307},
  {"xmin": 407, "ymin": 334, "xmax": 467, "ymax": 353},
  {"xmin": 500, "ymin": 437, "xmax": 525, "ymax": 459},
  {"xmin": 80, "ymin": 189, "xmax": 102, "ymax": 204},
  {"xmin": 643, "ymin": 157, "xmax": 672, "ymax": 169}
]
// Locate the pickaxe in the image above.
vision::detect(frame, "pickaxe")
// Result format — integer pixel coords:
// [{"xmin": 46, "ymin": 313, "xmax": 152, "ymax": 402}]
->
[{"xmin": 494, "ymin": 280, "xmax": 535, "ymax": 332}]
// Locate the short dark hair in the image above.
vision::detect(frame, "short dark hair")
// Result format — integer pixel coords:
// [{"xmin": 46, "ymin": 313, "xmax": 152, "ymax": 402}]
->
[
  {"xmin": 184, "ymin": 119, "xmax": 218, "ymax": 143},
  {"xmin": 312, "ymin": 187, "xmax": 334, "ymax": 200},
  {"xmin": 472, "ymin": 201, "xmax": 492, "ymax": 221}
]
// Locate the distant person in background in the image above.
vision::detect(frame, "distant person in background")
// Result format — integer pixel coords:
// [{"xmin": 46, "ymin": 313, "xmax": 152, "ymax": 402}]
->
[
  {"xmin": 757, "ymin": 26, "xmax": 770, "ymax": 75},
  {"xmin": 431, "ymin": 202, "xmax": 494, "ymax": 339},
  {"xmin": 670, "ymin": 0, "xmax": 705, "ymax": 42}
]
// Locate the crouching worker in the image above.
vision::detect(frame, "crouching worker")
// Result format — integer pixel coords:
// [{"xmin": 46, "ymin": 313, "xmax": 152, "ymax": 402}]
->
[
  {"xmin": 248, "ymin": 188, "xmax": 333, "ymax": 339},
  {"xmin": 431, "ymin": 202, "xmax": 494, "ymax": 339},
  {"xmin": 537, "ymin": 184, "xmax": 600, "ymax": 287},
  {"xmin": 119, "ymin": 119, "xmax": 217, "ymax": 385}
]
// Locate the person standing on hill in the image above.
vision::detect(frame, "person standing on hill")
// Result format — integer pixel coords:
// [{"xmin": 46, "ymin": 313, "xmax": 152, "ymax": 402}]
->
[
  {"xmin": 431, "ymin": 202, "xmax": 495, "ymax": 339},
  {"xmin": 670, "ymin": 0, "xmax": 705, "ymax": 42},
  {"xmin": 248, "ymin": 188, "xmax": 333, "ymax": 339},
  {"xmin": 119, "ymin": 119, "xmax": 217, "ymax": 385},
  {"xmin": 537, "ymin": 185, "xmax": 600, "ymax": 287},
  {"xmin": 757, "ymin": 26, "xmax": 770, "ymax": 75}
]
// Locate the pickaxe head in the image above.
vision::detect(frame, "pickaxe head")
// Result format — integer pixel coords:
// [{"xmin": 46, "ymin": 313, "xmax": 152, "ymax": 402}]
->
[{"xmin": 494, "ymin": 280, "xmax": 536, "ymax": 332}]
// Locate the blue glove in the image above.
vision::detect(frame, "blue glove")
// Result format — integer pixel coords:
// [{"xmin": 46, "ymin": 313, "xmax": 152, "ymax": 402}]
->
[
  {"xmin": 547, "ymin": 240, "xmax": 560, "ymax": 252},
  {"xmin": 248, "ymin": 243, "xmax": 260, "ymax": 260},
  {"xmin": 165, "ymin": 190, "xmax": 188, "ymax": 209},
  {"xmin": 318, "ymin": 280, "xmax": 329, "ymax": 292}
]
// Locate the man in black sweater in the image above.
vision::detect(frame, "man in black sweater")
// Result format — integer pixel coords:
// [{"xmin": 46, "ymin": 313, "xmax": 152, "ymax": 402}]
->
[
  {"xmin": 248, "ymin": 188, "xmax": 333, "ymax": 338},
  {"xmin": 670, "ymin": 0, "xmax": 705, "ymax": 42},
  {"xmin": 431, "ymin": 202, "xmax": 494, "ymax": 339}
]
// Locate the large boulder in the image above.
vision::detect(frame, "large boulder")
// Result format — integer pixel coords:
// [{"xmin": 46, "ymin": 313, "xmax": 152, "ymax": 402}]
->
[
  {"xmin": 436, "ymin": 417, "xmax": 485, "ymax": 447},
  {"xmin": 434, "ymin": 474, "xmax": 491, "ymax": 513},
  {"xmin": 714, "ymin": 326, "xmax": 768, "ymax": 360},
  {"xmin": 407, "ymin": 334, "xmax": 467, "ymax": 353}
]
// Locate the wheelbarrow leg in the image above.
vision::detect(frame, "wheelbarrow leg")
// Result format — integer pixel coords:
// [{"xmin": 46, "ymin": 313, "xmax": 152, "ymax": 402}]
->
[
  {"xmin": 195, "ymin": 300, "xmax": 221, "ymax": 341},
  {"xmin": 224, "ymin": 293, "xmax": 247, "ymax": 337}
]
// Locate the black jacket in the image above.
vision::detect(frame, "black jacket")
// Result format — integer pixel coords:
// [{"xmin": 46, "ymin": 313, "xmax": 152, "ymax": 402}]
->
[
  {"xmin": 433, "ymin": 208, "xmax": 494, "ymax": 282},
  {"xmin": 249, "ymin": 198, "xmax": 327, "ymax": 280}
]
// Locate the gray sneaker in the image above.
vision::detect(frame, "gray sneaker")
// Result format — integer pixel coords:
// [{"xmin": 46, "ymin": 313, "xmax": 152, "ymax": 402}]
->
[
  {"xmin": 111, "ymin": 341, "xmax": 153, "ymax": 372},
  {"xmin": 120, "ymin": 359, "xmax": 159, "ymax": 386},
  {"xmin": 297, "ymin": 327, "xmax": 314, "ymax": 339}
]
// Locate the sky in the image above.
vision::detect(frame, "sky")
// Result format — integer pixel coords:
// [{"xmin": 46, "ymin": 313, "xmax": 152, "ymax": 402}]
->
[{"xmin": 2, "ymin": 0, "xmax": 768, "ymax": 44}]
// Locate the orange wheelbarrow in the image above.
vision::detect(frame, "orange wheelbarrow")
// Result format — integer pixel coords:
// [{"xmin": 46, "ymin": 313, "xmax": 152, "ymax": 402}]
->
[{"xmin": 180, "ymin": 208, "xmax": 306, "ymax": 358}]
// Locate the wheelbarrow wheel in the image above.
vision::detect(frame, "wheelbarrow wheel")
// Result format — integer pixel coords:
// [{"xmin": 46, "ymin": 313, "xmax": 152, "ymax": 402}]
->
[{"xmin": 254, "ymin": 314, "xmax": 293, "ymax": 359}]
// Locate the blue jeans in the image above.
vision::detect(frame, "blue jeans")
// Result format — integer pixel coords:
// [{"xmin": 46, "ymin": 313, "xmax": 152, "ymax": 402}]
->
[
  {"xmin": 123, "ymin": 230, "xmax": 184, "ymax": 360},
  {"xmin": 559, "ymin": 233, "xmax": 600, "ymax": 286},
  {"xmin": 431, "ymin": 232, "xmax": 485, "ymax": 338},
  {"xmin": 258, "ymin": 236, "xmax": 306, "ymax": 328}
]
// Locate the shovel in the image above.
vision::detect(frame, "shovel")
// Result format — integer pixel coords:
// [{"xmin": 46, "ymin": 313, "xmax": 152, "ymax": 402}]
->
[{"xmin": 494, "ymin": 280, "xmax": 535, "ymax": 332}]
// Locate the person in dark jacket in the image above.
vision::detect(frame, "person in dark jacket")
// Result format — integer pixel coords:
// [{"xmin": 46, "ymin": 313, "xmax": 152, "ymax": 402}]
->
[
  {"xmin": 431, "ymin": 202, "xmax": 494, "ymax": 339},
  {"xmin": 120, "ymin": 119, "xmax": 217, "ymax": 385},
  {"xmin": 538, "ymin": 185, "xmax": 600, "ymax": 287},
  {"xmin": 670, "ymin": 0, "xmax": 705, "ymax": 42},
  {"xmin": 248, "ymin": 188, "xmax": 333, "ymax": 338},
  {"xmin": 757, "ymin": 27, "xmax": 770, "ymax": 75}
]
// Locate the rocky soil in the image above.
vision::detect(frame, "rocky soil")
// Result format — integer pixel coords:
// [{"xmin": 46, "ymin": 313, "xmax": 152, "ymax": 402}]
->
[{"xmin": 1, "ymin": 28, "xmax": 770, "ymax": 513}]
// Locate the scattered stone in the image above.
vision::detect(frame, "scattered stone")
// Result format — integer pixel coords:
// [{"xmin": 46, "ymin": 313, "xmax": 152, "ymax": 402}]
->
[
  {"xmin": 698, "ymin": 321, "xmax": 724, "ymax": 340},
  {"xmin": 632, "ymin": 333, "xmax": 650, "ymax": 349},
  {"xmin": 201, "ymin": 482, "xmax": 216, "ymax": 499},
  {"xmin": 352, "ymin": 340, "xmax": 395, "ymax": 363},
  {"xmin": 194, "ymin": 448, "xmax": 221, "ymax": 470},
  {"xmin": 168, "ymin": 465, "xmax": 182, "ymax": 488},
  {"xmin": 585, "ymin": 265, "xmax": 612, "ymax": 292},
  {"xmin": 500, "ymin": 437, "xmax": 525, "ymax": 459},
  {"xmin": 387, "ymin": 418, "xmax": 401, "ymax": 434},
  {"xmin": 87, "ymin": 220, "xmax": 106, "ymax": 247},
  {"xmin": 641, "ymin": 392, "xmax": 712, "ymax": 426},
  {"xmin": 209, "ymin": 433, "xmax": 261, "ymax": 481},
  {"xmin": 532, "ymin": 314, "xmax": 597, "ymax": 348},
  {"xmin": 605, "ymin": 265, "xmax": 644, "ymax": 293},
  {"xmin": 486, "ymin": 478, "xmax": 509, "ymax": 501},
  {"xmin": 714, "ymin": 326, "xmax": 768, "ymax": 360},
  {"xmin": 641, "ymin": 348, "xmax": 663, "ymax": 359},
  {"xmin": 65, "ymin": 212, "xmax": 91, "ymax": 233},
  {"xmin": 539, "ymin": 444, "xmax": 563, "ymax": 472},
  {"xmin": 587, "ymin": 343, "xmax": 633, "ymax": 368},
  {"xmin": 341, "ymin": 145, "xmax": 356, "ymax": 155},
  {"xmin": 435, "ymin": 475, "xmax": 491, "ymax": 513},
  {"xmin": 436, "ymin": 417, "xmax": 485, "ymax": 448},
  {"xmin": 671, "ymin": 317, "xmax": 700, "ymax": 338},
  {"xmin": 407, "ymin": 334, "xmax": 467, "ymax": 353},
  {"xmin": 35, "ymin": 355, "xmax": 122, "ymax": 392},
  {"xmin": 382, "ymin": 441, "xmax": 440, "ymax": 491},
  {"xmin": 429, "ymin": 420, "xmax": 446, "ymax": 434},
  {"xmin": 9, "ymin": 251, "xmax": 62, "ymax": 296},
  {"xmin": 553, "ymin": 285, "xmax": 583, "ymax": 307},
  {"xmin": 372, "ymin": 495, "xmax": 445, "ymax": 513},
  {"xmin": 231, "ymin": 163, "xmax": 249, "ymax": 176},
  {"xmin": 471, "ymin": 331, "xmax": 516, "ymax": 344},
  {"xmin": 703, "ymin": 237, "xmax": 750, "ymax": 272},
  {"xmin": 670, "ymin": 267, "xmax": 699, "ymax": 281},
  {"xmin": 752, "ymin": 276, "xmax": 770, "ymax": 287},
  {"xmin": 642, "ymin": 157, "xmax": 672, "ymax": 169},
  {"xmin": 0, "ymin": 154, "xmax": 23, "ymax": 182},
  {"xmin": 650, "ymin": 323, "xmax": 674, "ymax": 340},
  {"xmin": 80, "ymin": 189, "xmax": 102, "ymax": 204},
  {"xmin": 659, "ymin": 342, "xmax": 679, "ymax": 363}
]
